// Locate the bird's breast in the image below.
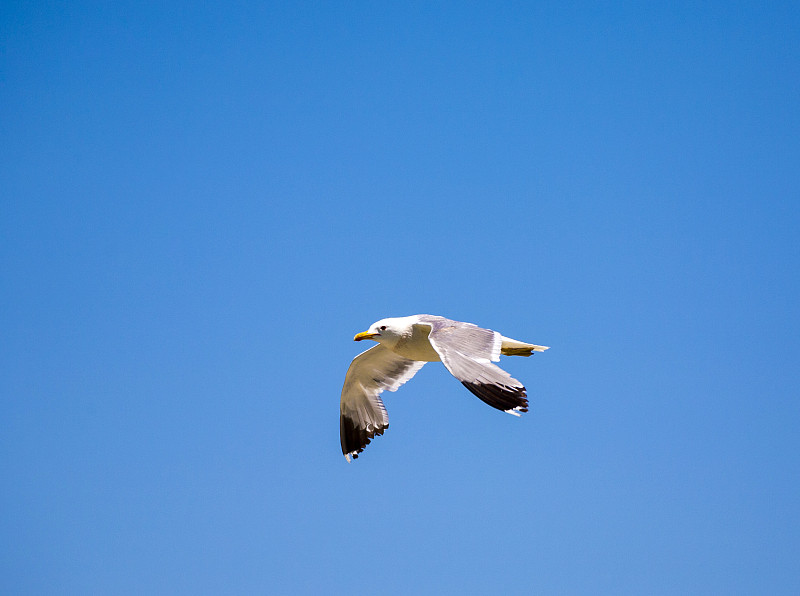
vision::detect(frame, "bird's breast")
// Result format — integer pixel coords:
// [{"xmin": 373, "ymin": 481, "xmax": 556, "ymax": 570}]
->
[{"xmin": 391, "ymin": 326, "xmax": 441, "ymax": 362}]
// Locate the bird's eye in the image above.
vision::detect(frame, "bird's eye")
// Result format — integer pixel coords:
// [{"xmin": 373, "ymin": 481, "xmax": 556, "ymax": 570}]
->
[{"xmin": 380, "ymin": 326, "xmax": 387, "ymax": 331}]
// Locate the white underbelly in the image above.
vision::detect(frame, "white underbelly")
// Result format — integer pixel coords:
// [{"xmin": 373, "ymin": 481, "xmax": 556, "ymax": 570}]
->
[
  {"xmin": 392, "ymin": 341, "xmax": 441, "ymax": 362},
  {"xmin": 391, "ymin": 326, "xmax": 441, "ymax": 362}
]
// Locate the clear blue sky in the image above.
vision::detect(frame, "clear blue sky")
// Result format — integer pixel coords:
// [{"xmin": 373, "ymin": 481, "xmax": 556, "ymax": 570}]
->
[{"xmin": 2, "ymin": 1, "xmax": 799, "ymax": 594}]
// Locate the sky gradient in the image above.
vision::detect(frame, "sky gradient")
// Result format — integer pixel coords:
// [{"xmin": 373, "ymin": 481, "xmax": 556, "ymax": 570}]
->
[{"xmin": 2, "ymin": 2, "xmax": 799, "ymax": 594}]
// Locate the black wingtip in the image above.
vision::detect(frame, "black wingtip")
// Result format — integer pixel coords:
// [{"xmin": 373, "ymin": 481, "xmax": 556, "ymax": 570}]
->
[
  {"xmin": 461, "ymin": 381, "xmax": 528, "ymax": 413},
  {"xmin": 340, "ymin": 416, "xmax": 388, "ymax": 460}
]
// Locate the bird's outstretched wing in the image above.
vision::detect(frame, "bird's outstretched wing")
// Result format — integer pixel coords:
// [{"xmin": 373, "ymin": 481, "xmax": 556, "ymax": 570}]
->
[
  {"xmin": 423, "ymin": 319, "xmax": 528, "ymax": 415},
  {"xmin": 340, "ymin": 344, "xmax": 425, "ymax": 461}
]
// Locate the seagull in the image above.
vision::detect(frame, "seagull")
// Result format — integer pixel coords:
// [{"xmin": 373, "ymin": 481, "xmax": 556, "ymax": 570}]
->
[{"xmin": 340, "ymin": 314, "xmax": 549, "ymax": 461}]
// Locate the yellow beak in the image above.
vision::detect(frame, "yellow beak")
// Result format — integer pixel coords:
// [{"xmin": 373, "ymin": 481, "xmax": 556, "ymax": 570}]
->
[{"xmin": 354, "ymin": 331, "xmax": 379, "ymax": 341}]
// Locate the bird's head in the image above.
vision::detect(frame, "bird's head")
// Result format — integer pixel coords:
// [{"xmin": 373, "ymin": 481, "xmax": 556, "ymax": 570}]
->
[{"xmin": 353, "ymin": 317, "xmax": 409, "ymax": 348}]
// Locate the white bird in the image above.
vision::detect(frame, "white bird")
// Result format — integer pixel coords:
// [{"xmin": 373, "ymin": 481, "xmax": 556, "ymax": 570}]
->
[{"xmin": 340, "ymin": 314, "xmax": 549, "ymax": 461}]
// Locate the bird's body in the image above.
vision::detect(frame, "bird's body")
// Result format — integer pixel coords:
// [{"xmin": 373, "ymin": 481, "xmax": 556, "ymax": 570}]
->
[
  {"xmin": 340, "ymin": 314, "xmax": 549, "ymax": 461},
  {"xmin": 379, "ymin": 316, "xmax": 441, "ymax": 361}
]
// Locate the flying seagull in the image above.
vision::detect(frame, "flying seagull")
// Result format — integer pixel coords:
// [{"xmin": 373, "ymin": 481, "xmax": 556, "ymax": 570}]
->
[{"xmin": 340, "ymin": 314, "xmax": 549, "ymax": 461}]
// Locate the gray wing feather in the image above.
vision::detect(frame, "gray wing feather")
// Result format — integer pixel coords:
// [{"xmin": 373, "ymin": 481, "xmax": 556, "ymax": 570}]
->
[
  {"xmin": 417, "ymin": 315, "xmax": 502, "ymax": 362},
  {"xmin": 425, "ymin": 319, "xmax": 528, "ymax": 415},
  {"xmin": 340, "ymin": 344, "xmax": 425, "ymax": 460}
]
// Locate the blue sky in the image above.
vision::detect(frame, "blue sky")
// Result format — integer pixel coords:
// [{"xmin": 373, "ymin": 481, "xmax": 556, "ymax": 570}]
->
[{"xmin": 2, "ymin": 1, "xmax": 799, "ymax": 593}]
